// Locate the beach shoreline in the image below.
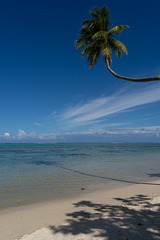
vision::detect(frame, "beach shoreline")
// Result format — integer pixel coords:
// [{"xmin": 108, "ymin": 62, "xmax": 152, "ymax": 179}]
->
[
  {"xmin": 1, "ymin": 143, "xmax": 160, "ymax": 212},
  {"xmin": 1, "ymin": 180, "xmax": 160, "ymax": 240}
]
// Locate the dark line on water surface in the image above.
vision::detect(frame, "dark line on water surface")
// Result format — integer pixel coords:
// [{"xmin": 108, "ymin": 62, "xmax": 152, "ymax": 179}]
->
[{"xmin": 54, "ymin": 164, "xmax": 160, "ymax": 186}]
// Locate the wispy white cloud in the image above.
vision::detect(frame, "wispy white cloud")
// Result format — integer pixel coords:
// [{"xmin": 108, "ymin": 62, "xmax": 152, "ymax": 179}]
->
[
  {"xmin": 60, "ymin": 83, "xmax": 160, "ymax": 129},
  {"xmin": 47, "ymin": 110, "xmax": 57, "ymax": 120},
  {"xmin": 1, "ymin": 84, "xmax": 160, "ymax": 143},
  {"xmin": 33, "ymin": 121, "xmax": 41, "ymax": 127}
]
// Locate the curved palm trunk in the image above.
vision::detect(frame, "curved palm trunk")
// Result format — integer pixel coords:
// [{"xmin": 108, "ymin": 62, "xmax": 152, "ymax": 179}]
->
[{"xmin": 106, "ymin": 59, "xmax": 160, "ymax": 82}]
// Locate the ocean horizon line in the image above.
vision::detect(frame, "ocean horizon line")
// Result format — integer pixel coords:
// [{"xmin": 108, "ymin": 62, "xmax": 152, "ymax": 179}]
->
[{"xmin": 0, "ymin": 142, "xmax": 160, "ymax": 145}]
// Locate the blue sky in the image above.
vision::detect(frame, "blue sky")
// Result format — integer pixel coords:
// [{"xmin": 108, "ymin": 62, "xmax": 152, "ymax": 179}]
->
[{"xmin": 0, "ymin": 0, "xmax": 160, "ymax": 142}]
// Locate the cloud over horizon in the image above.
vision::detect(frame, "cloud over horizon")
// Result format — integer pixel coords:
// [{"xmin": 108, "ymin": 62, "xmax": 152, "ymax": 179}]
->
[
  {"xmin": 0, "ymin": 126, "xmax": 160, "ymax": 143},
  {"xmin": 1, "ymin": 83, "xmax": 160, "ymax": 143}
]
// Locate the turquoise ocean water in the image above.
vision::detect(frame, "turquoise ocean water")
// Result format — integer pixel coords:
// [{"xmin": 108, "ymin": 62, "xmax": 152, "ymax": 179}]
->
[{"xmin": 0, "ymin": 143, "xmax": 160, "ymax": 210}]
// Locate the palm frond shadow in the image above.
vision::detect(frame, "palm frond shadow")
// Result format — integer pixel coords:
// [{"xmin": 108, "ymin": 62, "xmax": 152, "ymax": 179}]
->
[{"xmin": 50, "ymin": 194, "xmax": 160, "ymax": 240}]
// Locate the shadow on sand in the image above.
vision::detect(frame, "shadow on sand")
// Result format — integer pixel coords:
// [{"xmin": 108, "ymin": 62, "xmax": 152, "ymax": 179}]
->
[{"xmin": 50, "ymin": 194, "xmax": 160, "ymax": 240}]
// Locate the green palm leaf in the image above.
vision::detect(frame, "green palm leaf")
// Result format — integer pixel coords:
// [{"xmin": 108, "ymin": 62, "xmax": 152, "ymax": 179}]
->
[
  {"xmin": 75, "ymin": 5, "xmax": 160, "ymax": 82},
  {"xmin": 109, "ymin": 38, "xmax": 128, "ymax": 58},
  {"xmin": 107, "ymin": 25, "xmax": 129, "ymax": 37},
  {"xmin": 81, "ymin": 41, "xmax": 101, "ymax": 68},
  {"xmin": 75, "ymin": 6, "xmax": 129, "ymax": 67}
]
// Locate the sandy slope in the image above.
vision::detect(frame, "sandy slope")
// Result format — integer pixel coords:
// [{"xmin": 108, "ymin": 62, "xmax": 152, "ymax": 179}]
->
[{"xmin": 0, "ymin": 181, "xmax": 160, "ymax": 240}]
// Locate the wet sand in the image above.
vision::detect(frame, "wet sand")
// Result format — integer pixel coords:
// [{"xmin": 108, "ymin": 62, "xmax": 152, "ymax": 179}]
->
[{"xmin": 0, "ymin": 180, "xmax": 160, "ymax": 240}]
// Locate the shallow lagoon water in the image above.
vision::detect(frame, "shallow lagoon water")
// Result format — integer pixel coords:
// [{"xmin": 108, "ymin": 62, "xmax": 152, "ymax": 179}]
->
[{"xmin": 0, "ymin": 143, "xmax": 160, "ymax": 210}]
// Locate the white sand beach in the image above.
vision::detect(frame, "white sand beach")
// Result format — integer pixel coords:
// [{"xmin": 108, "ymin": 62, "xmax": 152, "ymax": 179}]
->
[{"xmin": 0, "ymin": 180, "xmax": 160, "ymax": 240}]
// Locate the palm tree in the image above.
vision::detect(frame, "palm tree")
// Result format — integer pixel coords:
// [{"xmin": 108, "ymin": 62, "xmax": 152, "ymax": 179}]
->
[{"xmin": 75, "ymin": 6, "xmax": 160, "ymax": 82}]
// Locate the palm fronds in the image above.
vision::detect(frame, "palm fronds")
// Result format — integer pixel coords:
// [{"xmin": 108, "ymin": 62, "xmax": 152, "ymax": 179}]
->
[
  {"xmin": 75, "ymin": 5, "xmax": 160, "ymax": 82},
  {"xmin": 75, "ymin": 6, "xmax": 129, "ymax": 67}
]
